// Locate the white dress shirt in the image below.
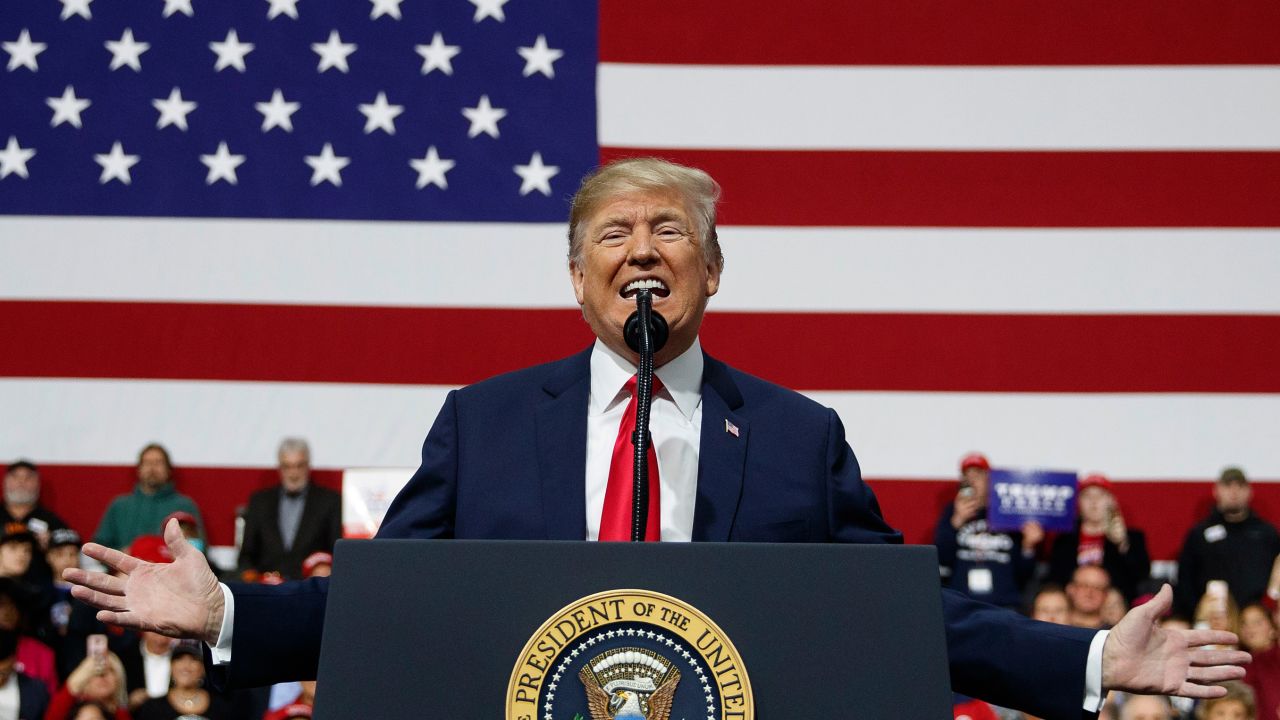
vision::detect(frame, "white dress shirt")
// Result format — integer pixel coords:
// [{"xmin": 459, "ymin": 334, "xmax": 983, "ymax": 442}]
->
[{"xmin": 584, "ymin": 338, "xmax": 703, "ymax": 541}]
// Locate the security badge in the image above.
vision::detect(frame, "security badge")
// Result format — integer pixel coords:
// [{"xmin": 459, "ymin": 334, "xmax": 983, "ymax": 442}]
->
[{"xmin": 507, "ymin": 589, "xmax": 753, "ymax": 720}]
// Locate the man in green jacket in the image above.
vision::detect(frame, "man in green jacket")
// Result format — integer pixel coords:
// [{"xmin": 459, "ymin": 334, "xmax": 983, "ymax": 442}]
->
[{"xmin": 93, "ymin": 443, "xmax": 204, "ymax": 551}]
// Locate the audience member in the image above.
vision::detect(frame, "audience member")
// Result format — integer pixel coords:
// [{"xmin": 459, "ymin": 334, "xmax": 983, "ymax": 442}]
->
[
  {"xmin": 122, "ymin": 632, "xmax": 173, "ymax": 711},
  {"xmin": 63, "ymin": 701, "xmax": 112, "ymax": 720},
  {"xmin": 1049, "ymin": 473, "xmax": 1151, "ymax": 602},
  {"xmin": 935, "ymin": 453, "xmax": 1043, "ymax": 608},
  {"xmin": 1102, "ymin": 588, "xmax": 1130, "ymax": 628},
  {"xmin": 300, "ymin": 553, "xmax": 331, "ymax": 579},
  {"xmin": 0, "ymin": 628, "xmax": 49, "ymax": 720},
  {"xmin": 160, "ymin": 513, "xmax": 202, "ymax": 554},
  {"xmin": 44, "ymin": 652, "xmax": 129, "ymax": 720},
  {"xmin": 92, "ymin": 444, "xmax": 203, "ymax": 552},
  {"xmin": 45, "ymin": 530, "xmax": 79, "ymax": 641},
  {"xmin": 0, "ymin": 579, "xmax": 55, "ymax": 696},
  {"xmin": 0, "ymin": 462, "xmax": 69, "ymax": 549},
  {"xmin": 1030, "ymin": 585, "xmax": 1070, "ymax": 625},
  {"xmin": 1195, "ymin": 586, "xmax": 1242, "ymax": 638},
  {"xmin": 238, "ymin": 439, "xmax": 341, "ymax": 581},
  {"xmin": 133, "ymin": 642, "xmax": 231, "ymax": 720},
  {"xmin": 1175, "ymin": 468, "xmax": 1280, "ymax": 619},
  {"xmin": 1119, "ymin": 694, "xmax": 1175, "ymax": 720},
  {"xmin": 1066, "ymin": 565, "xmax": 1113, "ymax": 629},
  {"xmin": 1239, "ymin": 603, "xmax": 1279, "ymax": 720},
  {"xmin": 1193, "ymin": 681, "xmax": 1256, "ymax": 720},
  {"xmin": 0, "ymin": 525, "xmax": 37, "ymax": 581}
]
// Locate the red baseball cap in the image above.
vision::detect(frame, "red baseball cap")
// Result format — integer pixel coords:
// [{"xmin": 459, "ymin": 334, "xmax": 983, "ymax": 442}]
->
[
  {"xmin": 162, "ymin": 511, "xmax": 199, "ymax": 531},
  {"xmin": 127, "ymin": 535, "xmax": 173, "ymax": 564},
  {"xmin": 1078, "ymin": 473, "xmax": 1114, "ymax": 493},
  {"xmin": 960, "ymin": 453, "xmax": 990, "ymax": 472}
]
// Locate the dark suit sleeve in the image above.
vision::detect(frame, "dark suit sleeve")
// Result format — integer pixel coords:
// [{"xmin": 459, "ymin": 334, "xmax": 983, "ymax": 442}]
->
[
  {"xmin": 220, "ymin": 578, "xmax": 330, "ymax": 687},
  {"xmin": 377, "ymin": 389, "xmax": 460, "ymax": 540}
]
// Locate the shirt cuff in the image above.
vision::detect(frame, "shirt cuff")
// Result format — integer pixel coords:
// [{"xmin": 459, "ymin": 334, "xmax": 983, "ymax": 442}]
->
[
  {"xmin": 207, "ymin": 583, "xmax": 235, "ymax": 665},
  {"xmin": 1083, "ymin": 629, "xmax": 1110, "ymax": 712}
]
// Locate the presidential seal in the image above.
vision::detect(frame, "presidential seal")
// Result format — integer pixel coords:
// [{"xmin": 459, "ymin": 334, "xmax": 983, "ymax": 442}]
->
[{"xmin": 506, "ymin": 589, "xmax": 753, "ymax": 720}]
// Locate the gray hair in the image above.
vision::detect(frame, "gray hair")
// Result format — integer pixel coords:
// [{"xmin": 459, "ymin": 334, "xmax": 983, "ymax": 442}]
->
[
  {"xmin": 567, "ymin": 157, "xmax": 723, "ymax": 270},
  {"xmin": 277, "ymin": 437, "xmax": 310, "ymax": 461}
]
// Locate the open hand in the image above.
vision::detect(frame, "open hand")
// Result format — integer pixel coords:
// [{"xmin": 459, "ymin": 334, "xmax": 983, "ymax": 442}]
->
[
  {"xmin": 63, "ymin": 519, "xmax": 225, "ymax": 645},
  {"xmin": 1102, "ymin": 584, "xmax": 1249, "ymax": 698}
]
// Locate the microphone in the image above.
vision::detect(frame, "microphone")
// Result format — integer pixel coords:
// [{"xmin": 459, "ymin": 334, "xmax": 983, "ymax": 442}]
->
[{"xmin": 624, "ymin": 290, "xmax": 666, "ymax": 541}]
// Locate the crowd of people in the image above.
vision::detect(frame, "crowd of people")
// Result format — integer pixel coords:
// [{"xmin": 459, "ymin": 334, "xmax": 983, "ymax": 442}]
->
[
  {"xmin": 0, "ymin": 440, "xmax": 1272, "ymax": 719},
  {"xmin": 940, "ymin": 454, "xmax": 1279, "ymax": 720},
  {"xmin": 0, "ymin": 441, "xmax": 337, "ymax": 720}
]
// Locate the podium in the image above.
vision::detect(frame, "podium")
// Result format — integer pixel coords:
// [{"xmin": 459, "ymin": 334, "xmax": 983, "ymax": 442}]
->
[{"xmin": 315, "ymin": 539, "xmax": 953, "ymax": 718}]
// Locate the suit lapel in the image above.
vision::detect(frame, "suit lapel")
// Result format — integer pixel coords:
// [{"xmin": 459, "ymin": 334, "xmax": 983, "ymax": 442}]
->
[
  {"xmin": 693, "ymin": 354, "xmax": 748, "ymax": 542},
  {"xmin": 535, "ymin": 349, "xmax": 592, "ymax": 539}
]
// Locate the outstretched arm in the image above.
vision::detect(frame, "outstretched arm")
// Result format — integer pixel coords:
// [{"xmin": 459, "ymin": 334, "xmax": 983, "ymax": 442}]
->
[
  {"xmin": 1102, "ymin": 584, "xmax": 1249, "ymax": 698},
  {"xmin": 63, "ymin": 519, "xmax": 224, "ymax": 645}
]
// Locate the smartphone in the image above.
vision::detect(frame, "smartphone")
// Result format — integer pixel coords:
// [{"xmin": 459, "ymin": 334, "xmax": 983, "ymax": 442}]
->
[
  {"xmin": 1206, "ymin": 580, "xmax": 1229, "ymax": 614},
  {"xmin": 87, "ymin": 633, "xmax": 107, "ymax": 660}
]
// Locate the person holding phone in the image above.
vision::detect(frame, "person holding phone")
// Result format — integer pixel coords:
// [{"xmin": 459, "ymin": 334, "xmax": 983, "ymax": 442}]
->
[
  {"xmin": 43, "ymin": 641, "xmax": 129, "ymax": 720},
  {"xmin": 1050, "ymin": 474, "xmax": 1151, "ymax": 603},
  {"xmin": 935, "ymin": 453, "xmax": 1045, "ymax": 609}
]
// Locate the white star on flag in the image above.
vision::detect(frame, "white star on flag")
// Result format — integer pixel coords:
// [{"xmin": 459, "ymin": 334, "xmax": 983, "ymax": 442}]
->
[
  {"xmin": 94, "ymin": 141, "xmax": 140, "ymax": 185},
  {"xmin": 369, "ymin": 0, "xmax": 403, "ymax": 20},
  {"xmin": 265, "ymin": 0, "xmax": 299, "ymax": 20},
  {"xmin": 105, "ymin": 28, "xmax": 150, "ymax": 72},
  {"xmin": 312, "ymin": 30, "xmax": 356, "ymax": 73},
  {"xmin": 47, "ymin": 86, "xmax": 91, "ymax": 128},
  {"xmin": 255, "ymin": 89, "xmax": 300, "ymax": 132},
  {"xmin": 210, "ymin": 29, "xmax": 254, "ymax": 72},
  {"xmin": 59, "ymin": 0, "xmax": 93, "ymax": 21},
  {"xmin": 468, "ymin": 0, "xmax": 509, "ymax": 23},
  {"xmin": 152, "ymin": 88, "xmax": 197, "ymax": 130},
  {"xmin": 4, "ymin": 29, "xmax": 47, "ymax": 72},
  {"xmin": 200, "ymin": 142, "xmax": 245, "ymax": 185},
  {"xmin": 409, "ymin": 146, "xmax": 455, "ymax": 190},
  {"xmin": 513, "ymin": 152, "xmax": 558, "ymax": 196},
  {"xmin": 162, "ymin": 0, "xmax": 194, "ymax": 18},
  {"xmin": 518, "ymin": 35, "xmax": 563, "ymax": 78},
  {"xmin": 358, "ymin": 92, "xmax": 404, "ymax": 135},
  {"xmin": 462, "ymin": 95, "xmax": 507, "ymax": 139},
  {"xmin": 414, "ymin": 32, "xmax": 459, "ymax": 75},
  {"xmin": 305, "ymin": 143, "xmax": 349, "ymax": 186},
  {"xmin": 0, "ymin": 137, "xmax": 36, "ymax": 180}
]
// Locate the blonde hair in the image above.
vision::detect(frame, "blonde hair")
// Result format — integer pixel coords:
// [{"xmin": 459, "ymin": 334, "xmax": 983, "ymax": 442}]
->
[
  {"xmin": 1194, "ymin": 591, "xmax": 1241, "ymax": 636},
  {"xmin": 567, "ymin": 157, "xmax": 723, "ymax": 270}
]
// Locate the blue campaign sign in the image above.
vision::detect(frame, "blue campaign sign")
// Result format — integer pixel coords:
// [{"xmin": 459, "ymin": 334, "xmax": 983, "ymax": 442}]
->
[{"xmin": 986, "ymin": 468, "xmax": 1079, "ymax": 532}]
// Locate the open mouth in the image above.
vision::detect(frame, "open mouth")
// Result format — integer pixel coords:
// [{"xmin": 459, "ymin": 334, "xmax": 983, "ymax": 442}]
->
[{"xmin": 620, "ymin": 278, "xmax": 670, "ymax": 299}]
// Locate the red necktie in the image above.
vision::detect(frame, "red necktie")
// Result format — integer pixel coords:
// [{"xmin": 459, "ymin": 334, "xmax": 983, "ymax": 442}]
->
[{"xmin": 599, "ymin": 375, "xmax": 663, "ymax": 541}]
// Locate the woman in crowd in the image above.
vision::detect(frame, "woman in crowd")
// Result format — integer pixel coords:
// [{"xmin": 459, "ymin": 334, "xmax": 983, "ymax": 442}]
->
[
  {"xmin": 1240, "ymin": 603, "xmax": 1280, "ymax": 720},
  {"xmin": 133, "ymin": 642, "xmax": 231, "ymax": 720},
  {"xmin": 1101, "ymin": 588, "xmax": 1129, "ymax": 628},
  {"xmin": 0, "ymin": 578, "xmax": 57, "ymax": 694},
  {"xmin": 1049, "ymin": 474, "xmax": 1151, "ymax": 602},
  {"xmin": 44, "ymin": 652, "xmax": 130, "ymax": 720}
]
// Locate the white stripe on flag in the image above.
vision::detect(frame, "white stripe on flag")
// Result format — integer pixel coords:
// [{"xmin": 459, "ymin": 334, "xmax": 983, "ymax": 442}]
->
[
  {"xmin": 4, "ymin": 218, "xmax": 1278, "ymax": 313},
  {"xmin": 3, "ymin": 378, "xmax": 1276, "ymax": 478},
  {"xmin": 599, "ymin": 65, "xmax": 1280, "ymax": 150}
]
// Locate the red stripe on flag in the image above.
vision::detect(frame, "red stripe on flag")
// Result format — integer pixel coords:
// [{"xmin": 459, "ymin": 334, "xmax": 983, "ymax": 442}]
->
[
  {"xmin": 600, "ymin": 0, "xmax": 1280, "ymax": 65},
  {"xmin": 599, "ymin": 148, "xmax": 1280, "ymax": 228},
  {"xmin": 7, "ymin": 301, "xmax": 1280, "ymax": 392}
]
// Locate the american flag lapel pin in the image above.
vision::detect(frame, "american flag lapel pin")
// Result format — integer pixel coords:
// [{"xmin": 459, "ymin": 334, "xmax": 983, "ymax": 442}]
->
[{"xmin": 724, "ymin": 419, "xmax": 739, "ymax": 437}]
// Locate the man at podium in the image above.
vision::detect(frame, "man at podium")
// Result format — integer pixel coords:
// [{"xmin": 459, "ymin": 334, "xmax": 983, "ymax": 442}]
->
[{"xmin": 64, "ymin": 158, "xmax": 1248, "ymax": 720}]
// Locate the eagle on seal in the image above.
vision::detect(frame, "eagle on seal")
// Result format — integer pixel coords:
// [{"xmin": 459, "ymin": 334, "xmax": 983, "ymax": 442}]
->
[{"xmin": 579, "ymin": 665, "xmax": 680, "ymax": 720}]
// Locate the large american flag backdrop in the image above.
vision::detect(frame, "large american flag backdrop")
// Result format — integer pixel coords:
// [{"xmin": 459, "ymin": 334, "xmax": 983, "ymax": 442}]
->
[{"xmin": 2, "ymin": 0, "xmax": 1278, "ymax": 558}]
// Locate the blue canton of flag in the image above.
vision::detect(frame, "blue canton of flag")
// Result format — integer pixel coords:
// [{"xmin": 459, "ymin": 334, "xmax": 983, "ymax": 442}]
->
[{"xmin": 0, "ymin": 0, "xmax": 597, "ymax": 221}]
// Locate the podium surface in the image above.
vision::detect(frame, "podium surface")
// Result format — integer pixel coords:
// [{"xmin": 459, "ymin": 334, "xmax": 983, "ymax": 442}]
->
[{"xmin": 317, "ymin": 539, "xmax": 952, "ymax": 718}]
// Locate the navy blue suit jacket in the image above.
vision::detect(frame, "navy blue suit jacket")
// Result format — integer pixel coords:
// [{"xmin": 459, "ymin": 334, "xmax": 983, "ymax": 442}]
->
[{"xmin": 228, "ymin": 348, "xmax": 1098, "ymax": 719}]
